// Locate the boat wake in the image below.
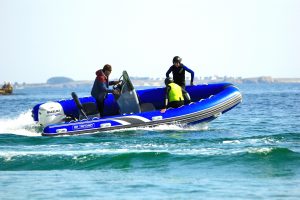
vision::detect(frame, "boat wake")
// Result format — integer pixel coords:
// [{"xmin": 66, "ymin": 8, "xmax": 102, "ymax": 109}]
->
[{"xmin": 0, "ymin": 110, "xmax": 41, "ymax": 137}]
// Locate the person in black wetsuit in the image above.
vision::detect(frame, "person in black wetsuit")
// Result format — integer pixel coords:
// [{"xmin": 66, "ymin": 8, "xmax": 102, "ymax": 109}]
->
[{"xmin": 166, "ymin": 56, "xmax": 194, "ymax": 103}]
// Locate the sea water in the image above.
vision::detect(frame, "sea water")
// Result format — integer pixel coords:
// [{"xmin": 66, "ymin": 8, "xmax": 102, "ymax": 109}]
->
[{"xmin": 0, "ymin": 83, "xmax": 299, "ymax": 199}]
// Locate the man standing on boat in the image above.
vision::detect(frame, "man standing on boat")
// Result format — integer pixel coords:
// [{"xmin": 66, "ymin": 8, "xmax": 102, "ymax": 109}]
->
[
  {"xmin": 91, "ymin": 64, "xmax": 120, "ymax": 116},
  {"xmin": 166, "ymin": 56, "xmax": 194, "ymax": 103}
]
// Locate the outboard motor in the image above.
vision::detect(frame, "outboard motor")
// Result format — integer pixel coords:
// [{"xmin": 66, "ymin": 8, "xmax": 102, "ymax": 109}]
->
[{"xmin": 38, "ymin": 102, "xmax": 66, "ymax": 126}]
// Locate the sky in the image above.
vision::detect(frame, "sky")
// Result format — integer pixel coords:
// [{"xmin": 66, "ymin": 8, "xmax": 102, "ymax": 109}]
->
[{"xmin": 0, "ymin": 0, "xmax": 299, "ymax": 83}]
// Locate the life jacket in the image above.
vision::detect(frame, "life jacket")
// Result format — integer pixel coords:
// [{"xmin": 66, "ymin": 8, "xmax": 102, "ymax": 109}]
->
[
  {"xmin": 91, "ymin": 69, "xmax": 109, "ymax": 99},
  {"xmin": 168, "ymin": 83, "xmax": 184, "ymax": 102},
  {"xmin": 96, "ymin": 70, "xmax": 109, "ymax": 87}
]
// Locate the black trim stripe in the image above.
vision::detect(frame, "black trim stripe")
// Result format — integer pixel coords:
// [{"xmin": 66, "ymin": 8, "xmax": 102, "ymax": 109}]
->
[{"xmin": 116, "ymin": 116, "xmax": 147, "ymax": 124}]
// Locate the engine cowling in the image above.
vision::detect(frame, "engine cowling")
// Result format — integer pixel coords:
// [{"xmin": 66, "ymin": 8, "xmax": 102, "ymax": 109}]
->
[{"xmin": 38, "ymin": 102, "xmax": 66, "ymax": 126}]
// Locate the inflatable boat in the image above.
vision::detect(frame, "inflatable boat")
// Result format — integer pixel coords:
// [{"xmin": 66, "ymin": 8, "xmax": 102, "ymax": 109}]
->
[{"xmin": 32, "ymin": 71, "xmax": 242, "ymax": 136}]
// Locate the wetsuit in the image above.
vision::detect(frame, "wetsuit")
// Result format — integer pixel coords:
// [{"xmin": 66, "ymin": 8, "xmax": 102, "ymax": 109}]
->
[
  {"xmin": 166, "ymin": 64, "xmax": 194, "ymax": 88},
  {"xmin": 91, "ymin": 70, "xmax": 116, "ymax": 116}
]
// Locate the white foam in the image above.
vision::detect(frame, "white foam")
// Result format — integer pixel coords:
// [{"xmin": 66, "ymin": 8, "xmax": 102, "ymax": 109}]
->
[
  {"xmin": 247, "ymin": 147, "xmax": 273, "ymax": 154},
  {"xmin": 107, "ymin": 123, "xmax": 209, "ymax": 133},
  {"xmin": 223, "ymin": 140, "xmax": 241, "ymax": 144},
  {"xmin": 0, "ymin": 110, "xmax": 41, "ymax": 137},
  {"xmin": 187, "ymin": 123, "xmax": 209, "ymax": 131}
]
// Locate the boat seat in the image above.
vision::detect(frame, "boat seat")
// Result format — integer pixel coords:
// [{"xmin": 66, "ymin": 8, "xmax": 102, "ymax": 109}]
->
[
  {"xmin": 82, "ymin": 102, "xmax": 99, "ymax": 116},
  {"xmin": 71, "ymin": 92, "xmax": 100, "ymax": 120},
  {"xmin": 79, "ymin": 102, "xmax": 100, "ymax": 120},
  {"xmin": 140, "ymin": 103, "xmax": 156, "ymax": 112}
]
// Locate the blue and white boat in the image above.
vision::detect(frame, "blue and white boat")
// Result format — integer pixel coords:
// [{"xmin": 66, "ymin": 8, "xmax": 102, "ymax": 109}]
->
[{"xmin": 32, "ymin": 71, "xmax": 242, "ymax": 136}]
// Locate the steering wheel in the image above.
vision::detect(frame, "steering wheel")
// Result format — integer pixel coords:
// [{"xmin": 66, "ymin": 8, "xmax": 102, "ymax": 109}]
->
[
  {"xmin": 113, "ymin": 80, "xmax": 123, "ymax": 90},
  {"xmin": 113, "ymin": 75, "xmax": 124, "ymax": 90}
]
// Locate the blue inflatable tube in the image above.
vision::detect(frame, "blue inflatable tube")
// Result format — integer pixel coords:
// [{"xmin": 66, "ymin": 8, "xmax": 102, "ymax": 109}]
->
[{"xmin": 32, "ymin": 83, "xmax": 242, "ymax": 136}]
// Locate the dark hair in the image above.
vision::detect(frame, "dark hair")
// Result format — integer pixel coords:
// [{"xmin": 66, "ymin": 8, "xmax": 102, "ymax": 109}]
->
[
  {"xmin": 103, "ymin": 64, "xmax": 112, "ymax": 72},
  {"xmin": 165, "ymin": 77, "xmax": 173, "ymax": 85}
]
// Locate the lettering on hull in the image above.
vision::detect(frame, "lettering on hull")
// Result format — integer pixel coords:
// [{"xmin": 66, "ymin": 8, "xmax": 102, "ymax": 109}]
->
[{"xmin": 73, "ymin": 123, "xmax": 95, "ymax": 130}]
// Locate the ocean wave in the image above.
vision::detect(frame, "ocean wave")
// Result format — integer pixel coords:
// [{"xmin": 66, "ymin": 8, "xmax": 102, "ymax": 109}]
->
[{"xmin": 1, "ymin": 146, "xmax": 299, "ymax": 170}]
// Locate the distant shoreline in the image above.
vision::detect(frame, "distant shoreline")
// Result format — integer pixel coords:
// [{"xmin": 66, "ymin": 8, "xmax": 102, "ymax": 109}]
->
[{"xmin": 9, "ymin": 76, "xmax": 300, "ymax": 89}]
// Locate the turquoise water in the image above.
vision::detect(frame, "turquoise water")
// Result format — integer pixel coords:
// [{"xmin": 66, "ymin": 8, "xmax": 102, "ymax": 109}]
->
[{"xmin": 0, "ymin": 84, "xmax": 299, "ymax": 199}]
